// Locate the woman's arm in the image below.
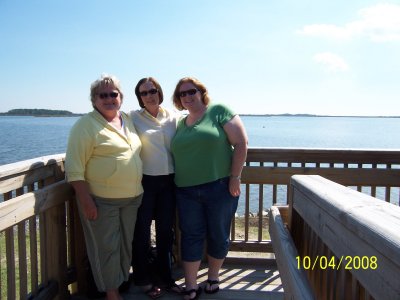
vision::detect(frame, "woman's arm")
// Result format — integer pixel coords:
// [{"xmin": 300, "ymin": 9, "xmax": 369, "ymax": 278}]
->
[
  {"xmin": 223, "ymin": 115, "xmax": 248, "ymax": 196},
  {"xmin": 65, "ymin": 119, "xmax": 97, "ymax": 220}
]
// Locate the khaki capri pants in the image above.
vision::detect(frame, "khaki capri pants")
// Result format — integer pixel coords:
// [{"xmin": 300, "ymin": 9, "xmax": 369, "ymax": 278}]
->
[{"xmin": 78, "ymin": 194, "xmax": 142, "ymax": 291}]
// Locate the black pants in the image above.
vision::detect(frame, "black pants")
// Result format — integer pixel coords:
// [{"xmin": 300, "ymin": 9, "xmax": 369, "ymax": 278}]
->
[{"xmin": 132, "ymin": 174, "xmax": 176, "ymax": 286}]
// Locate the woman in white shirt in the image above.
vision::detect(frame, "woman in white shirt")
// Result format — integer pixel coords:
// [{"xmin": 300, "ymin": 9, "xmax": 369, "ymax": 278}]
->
[{"xmin": 130, "ymin": 77, "xmax": 182, "ymax": 298}]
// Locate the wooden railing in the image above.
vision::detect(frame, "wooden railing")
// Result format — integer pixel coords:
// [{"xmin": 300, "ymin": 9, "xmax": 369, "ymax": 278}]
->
[
  {"xmin": 230, "ymin": 148, "xmax": 400, "ymax": 253},
  {"xmin": 0, "ymin": 155, "xmax": 87, "ymax": 300},
  {"xmin": 1, "ymin": 148, "xmax": 400, "ymax": 299},
  {"xmin": 269, "ymin": 175, "xmax": 400, "ymax": 299}
]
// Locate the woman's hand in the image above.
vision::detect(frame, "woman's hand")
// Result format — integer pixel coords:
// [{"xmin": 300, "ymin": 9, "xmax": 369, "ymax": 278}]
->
[
  {"xmin": 70, "ymin": 181, "xmax": 98, "ymax": 220},
  {"xmin": 80, "ymin": 194, "xmax": 98, "ymax": 220},
  {"xmin": 229, "ymin": 176, "xmax": 241, "ymax": 197}
]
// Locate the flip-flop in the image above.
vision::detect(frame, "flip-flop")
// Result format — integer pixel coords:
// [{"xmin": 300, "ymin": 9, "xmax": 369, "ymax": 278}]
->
[
  {"xmin": 143, "ymin": 285, "xmax": 163, "ymax": 299},
  {"xmin": 204, "ymin": 279, "xmax": 220, "ymax": 294},
  {"xmin": 165, "ymin": 282, "xmax": 184, "ymax": 294},
  {"xmin": 184, "ymin": 286, "xmax": 202, "ymax": 300}
]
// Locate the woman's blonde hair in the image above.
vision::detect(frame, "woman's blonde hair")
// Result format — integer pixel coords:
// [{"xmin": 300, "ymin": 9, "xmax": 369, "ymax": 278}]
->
[
  {"xmin": 90, "ymin": 74, "xmax": 124, "ymax": 108},
  {"xmin": 172, "ymin": 77, "xmax": 211, "ymax": 111}
]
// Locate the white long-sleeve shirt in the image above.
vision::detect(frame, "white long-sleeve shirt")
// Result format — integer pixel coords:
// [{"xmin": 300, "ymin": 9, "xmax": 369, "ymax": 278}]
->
[{"xmin": 130, "ymin": 107, "xmax": 179, "ymax": 176}]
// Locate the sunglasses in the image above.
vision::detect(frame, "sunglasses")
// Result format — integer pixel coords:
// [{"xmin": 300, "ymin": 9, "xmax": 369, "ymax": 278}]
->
[
  {"xmin": 139, "ymin": 88, "xmax": 158, "ymax": 97},
  {"xmin": 98, "ymin": 92, "xmax": 119, "ymax": 99},
  {"xmin": 179, "ymin": 88, "xmax": 198, "ymax": 98}
]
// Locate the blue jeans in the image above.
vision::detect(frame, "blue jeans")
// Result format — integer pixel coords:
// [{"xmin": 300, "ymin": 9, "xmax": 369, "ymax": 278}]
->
[
  {"xmin": 176, "ymin": 177, "xmax": 239, "ymax": 262},
  {"xmin": 132, "ymin": 174, "xmax": 176, "ymax": 286}
]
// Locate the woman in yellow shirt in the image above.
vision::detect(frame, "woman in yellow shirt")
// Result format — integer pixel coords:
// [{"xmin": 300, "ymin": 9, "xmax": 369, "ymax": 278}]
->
[{"xmin": 66, "ymin": 74, "xmax": 143, "ymax": 300}]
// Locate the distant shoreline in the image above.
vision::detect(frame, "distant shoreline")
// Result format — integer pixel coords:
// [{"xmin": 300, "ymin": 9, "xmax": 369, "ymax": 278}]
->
[
  {"xmin": 0, "ymin": 114, "xmax": 82, "ymax": 117},
  {"xmin": 0, "ymin": 109, "xmax": 398, "ymax": 118},
  {"xmin": 0, "ymin": 109, "xmax": 83, "ymax": 117}
]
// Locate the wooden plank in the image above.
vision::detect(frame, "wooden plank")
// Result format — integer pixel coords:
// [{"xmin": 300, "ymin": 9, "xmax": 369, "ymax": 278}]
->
[
  {"xmin": 0, "ymin": 181, "xmax": 74, "ymax": 231},
  {"xmin": 18, "ymin": 222, "xmax": 28, "ymax": 298},
  {"xmin": 16, "ymin": 187, "xmax": 28, "ymax": 298},
  {"xmin": 230, "ymin": 241, "xmax": 273, "ymax": 253},
  {"xmin": 0, "ymin": 154, "xmax": 65, "ymax": 179},
  {"xmin": 268, "ymin": 206, "xmax": 315, "ymax": 300},
  {"xmin": 0, "ymin": 155, "xmax": 65, "ymax": 194},
  {"xmin": 71, "ymin": 198, "xmax": 89, "ymax": 295},
  {"xmin": 29, "ymin": 216, "xmax": 39, "ymax": 295},
  {"xmin": 0, "ymin": 166, "xmax": 56, "ymax": 194},
  {"xmin": 291, "ymin": 175, "xmax": 400, "ymax": 299},
  {"xmin": 3, "ymin": 191, "xmax": 16, "ymax": 300},
  {"xmin": 242, "ymin": 166, "xmax": 400, "ymax": 186},
  {"xmin": 44, "ymin": 204, "xmax": 68, "ymax": 300},
  {"xmin": 245, "ymin": 184, "xmax": 250, "ymax": 241},
  {"xmin": 5, "ymin": 227, "xmax": 16, "ymax": 300},
  {"xmin": 246, "ymin": 148, "xmax": 400, "ymax": 164}
]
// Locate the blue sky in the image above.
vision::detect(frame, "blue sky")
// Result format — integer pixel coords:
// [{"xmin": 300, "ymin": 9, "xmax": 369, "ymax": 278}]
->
[{"xmin": 1, "ymin": 0, "xmax": 399, "ymax": 116}]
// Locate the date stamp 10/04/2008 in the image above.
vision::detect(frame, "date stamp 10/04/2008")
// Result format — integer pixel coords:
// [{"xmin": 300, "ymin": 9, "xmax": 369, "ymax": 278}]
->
[{"xmin": 296, "ymin": 256, "xmax": 378, "ymax": 271}]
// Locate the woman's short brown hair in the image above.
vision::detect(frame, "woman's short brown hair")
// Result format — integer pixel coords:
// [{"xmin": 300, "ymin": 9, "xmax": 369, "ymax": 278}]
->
[
  {"xmin": 172, "ymin": 77, "xmax": 211, "ymax": 111},
  {"xmin": 134, "ymin": 77, "xmax": 164, "ymax": 108}
]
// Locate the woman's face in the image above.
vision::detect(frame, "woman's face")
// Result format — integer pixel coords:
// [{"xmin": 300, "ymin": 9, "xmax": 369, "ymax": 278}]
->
[
  {"xmin": 94, "ymin": 84, "xmax": 121, "ymax": 117},
  {"xmin": 139, "ymin": 81, "xmax": 160, "ymax": 110},
  {"xmin": 178, "ymin": 81, "xmax": 203, "ymax": 111}
]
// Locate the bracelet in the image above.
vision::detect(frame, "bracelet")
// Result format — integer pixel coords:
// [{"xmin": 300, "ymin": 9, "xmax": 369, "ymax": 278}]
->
[{"xmin": 230, "ymin": 175, "xmax": 241, "ymax": 180}]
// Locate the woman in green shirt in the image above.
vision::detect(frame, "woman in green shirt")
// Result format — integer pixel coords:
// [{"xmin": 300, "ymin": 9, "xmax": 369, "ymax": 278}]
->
[{"xmin": 171, "ymin": 77, "xmax": 248, "ymax": 300}]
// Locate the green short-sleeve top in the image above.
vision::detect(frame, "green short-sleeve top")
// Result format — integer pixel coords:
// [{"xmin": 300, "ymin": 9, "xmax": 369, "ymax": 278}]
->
[{"xmin": 171, "ymin": 103, "xmax": 235, "ymax": 187}]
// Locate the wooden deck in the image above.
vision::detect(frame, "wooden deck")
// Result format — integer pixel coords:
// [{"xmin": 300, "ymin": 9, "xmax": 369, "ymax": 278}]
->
[
  {"xmin": 1, "ymin": 149, "xmax": 399, "ymax": 299},
  {"xmin": 73, "ymin": 257, "xmax": 284, "ymax": 300}
]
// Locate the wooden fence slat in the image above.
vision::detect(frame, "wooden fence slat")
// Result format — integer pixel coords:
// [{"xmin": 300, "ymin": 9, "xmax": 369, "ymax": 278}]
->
[
  {"xmin": 268, "ymin": 206, "xmax": 315, "ymax": 299},
  {"xmin": 246, "ymin": 148, "xmax": 400, "ymax": 164},
  {"xmin": 242, "ymin": 166, "xmax": 400, "ymax": 186},
  {"xmin": 29, "ymin": 216, "xmax": 39, "ymax": 295},
  {"xmin": 18, "ymin": 222, "xmax": 28, "ymax": 298},
  {"xmin": 6, "ymin": 227, "xmax": 16, "ymax": 300},
  {"xmin": 44, "ymin": 204, "xmax": 68, "ymax": 300},
  {"xmin": 0, "ymin": 181, "xmax": 73, "ymax": 231}
]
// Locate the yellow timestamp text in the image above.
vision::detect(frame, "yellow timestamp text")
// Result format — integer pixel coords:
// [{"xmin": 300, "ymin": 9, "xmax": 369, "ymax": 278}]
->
[{"xmin": 296, "ymin": 255, "xmax": 378, "ymax": 270}]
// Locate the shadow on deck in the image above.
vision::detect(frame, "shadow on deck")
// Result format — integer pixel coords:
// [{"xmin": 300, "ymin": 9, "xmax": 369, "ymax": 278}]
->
[{"xmin": 73, "ymin": 257, "xmax": 284, "ymax": 300}]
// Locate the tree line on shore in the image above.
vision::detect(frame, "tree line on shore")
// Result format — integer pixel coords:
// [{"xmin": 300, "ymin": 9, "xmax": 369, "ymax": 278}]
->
[{"xmin": 0, "ymin": 109, "xmax": 82, "ymax": 116}]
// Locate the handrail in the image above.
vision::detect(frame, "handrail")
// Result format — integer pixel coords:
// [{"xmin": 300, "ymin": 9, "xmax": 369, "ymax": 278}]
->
[
  {"xmin": 230, "ymin": 147, "xmax": 400, "ymax": 254},
  {"xmin": 0, "ymin": 154, "xmax": 85, "ymax": 300},
  {"xmin": 272, "ymin": 175, "xmax": 400, "ymax": 299}
]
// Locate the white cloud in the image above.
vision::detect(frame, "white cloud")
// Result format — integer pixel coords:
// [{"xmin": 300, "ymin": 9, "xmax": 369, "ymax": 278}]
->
[
  {"xmin": 313, "ymin": 52, "xmax": 349, "ymax": 72},
  {"xmin": 297, "ymin": 4, "xmax": 400, "ymax": 42}
]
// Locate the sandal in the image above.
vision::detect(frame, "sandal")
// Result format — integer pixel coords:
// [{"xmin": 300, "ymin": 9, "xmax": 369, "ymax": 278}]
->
[
  {"xmin": 165, "ymin": 282, "xmax": 184, "ymax": 294},
  {"xmin": 143, "ymin": 285, "xmax": 163, "ymax": 299},
  {"xmin": 204, "ymin": 279, "xmax": 220, "ymax": 294},
  {"xmin": 183, "ymin": 286, "xmax": 202, "ymax": 300}
]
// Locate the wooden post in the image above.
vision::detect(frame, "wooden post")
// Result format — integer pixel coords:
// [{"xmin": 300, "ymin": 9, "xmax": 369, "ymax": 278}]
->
[{"xmin": 43, "ymin": 204, "xmax": 68, "ymax": 300}]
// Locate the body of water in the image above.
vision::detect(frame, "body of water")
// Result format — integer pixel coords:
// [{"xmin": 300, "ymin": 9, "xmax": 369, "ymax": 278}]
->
[
  {"xmin": 1, "ymin": 115, "xmax": 399, "ymax": 166},
  {"xmin": 243, "ymin": 115, "xmax": 400, "ymax": 149},
  {"xmin": 1, "ymin": 115, "xmax": 399, "ymax": 212}
]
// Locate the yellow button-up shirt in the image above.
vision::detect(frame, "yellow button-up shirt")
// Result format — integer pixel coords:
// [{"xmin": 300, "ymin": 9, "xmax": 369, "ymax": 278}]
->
[{"xmin": 130, "ymin": 107, "xmax": 179, "ymax": 176}]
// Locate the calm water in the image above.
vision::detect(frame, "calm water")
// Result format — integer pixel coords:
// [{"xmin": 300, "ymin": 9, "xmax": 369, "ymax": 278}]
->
[
  {"xmin": 1, "ymin": 115, "xmax": 399, "ymax": 166},
  {"xmin": 1, "ymin": 115, "xmax": 399, "ymax": 212},
  {"xmin": 243, "ymin": 115, "xmax": 400, "ymax": 149}
]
